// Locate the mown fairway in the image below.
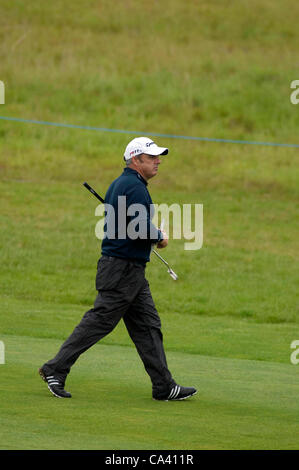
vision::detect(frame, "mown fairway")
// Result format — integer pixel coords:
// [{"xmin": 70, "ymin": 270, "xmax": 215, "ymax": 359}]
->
[{"xmin": 0, "ymin": 0, "xmax": 298, "ymax": 450}]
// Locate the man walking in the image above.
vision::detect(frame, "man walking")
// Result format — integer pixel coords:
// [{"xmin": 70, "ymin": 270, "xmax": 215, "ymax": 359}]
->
[{"xmin": 39, "ymin": 137, "xmax": 197, "ymax": 401}]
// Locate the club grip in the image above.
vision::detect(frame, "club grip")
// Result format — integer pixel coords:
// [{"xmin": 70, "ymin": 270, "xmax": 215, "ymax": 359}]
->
[{"xmin": 83, "ymin": 182, "xmax": 104, "ymax": 203}]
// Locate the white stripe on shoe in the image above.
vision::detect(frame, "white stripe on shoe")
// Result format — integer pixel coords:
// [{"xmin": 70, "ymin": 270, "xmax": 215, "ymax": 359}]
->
[
  {"xmin": 47, "ymin": 376, "xmax": 61, "ymax": 386},
  {"xmin": 172, "ymin": 386, "xmax": 181, "ymax": 399},
  {"xmin": 168, "ymin": 385, "xmax": 180, "ymax": 400}
]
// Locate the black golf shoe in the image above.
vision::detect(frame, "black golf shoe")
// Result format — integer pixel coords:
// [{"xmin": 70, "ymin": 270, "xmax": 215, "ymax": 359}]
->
[
  {"xmin": 153, "ymin": 385, "xmax": 197, "ymax": 401},
  {"xmin": 39, "ymin": 367, "xmax": 72, "ymax": 398}
]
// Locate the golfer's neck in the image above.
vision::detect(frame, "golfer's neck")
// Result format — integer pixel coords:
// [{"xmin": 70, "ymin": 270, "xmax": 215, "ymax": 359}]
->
[{"xmin": 129, "ymin": 165, "xmax": 149, "ymax": 182}]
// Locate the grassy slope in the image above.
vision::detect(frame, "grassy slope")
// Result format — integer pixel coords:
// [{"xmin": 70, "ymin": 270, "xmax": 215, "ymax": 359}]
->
[{"xmin": 0, "ymin": 0, "xmax": 299, "ymax": 450}]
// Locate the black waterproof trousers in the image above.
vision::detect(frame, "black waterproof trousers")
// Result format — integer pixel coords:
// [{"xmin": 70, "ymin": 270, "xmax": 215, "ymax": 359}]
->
[{"xmin": 42, "ymin": 256, "xmax": 176, "ymax": 397}]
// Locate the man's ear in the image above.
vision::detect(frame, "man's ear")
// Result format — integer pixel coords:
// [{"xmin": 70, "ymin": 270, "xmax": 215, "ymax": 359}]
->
[
  {"xmin": 131, "ymin": 156, "xmax": 138, "ymax": 168},
  {"xmin": 132, "ymin": 155, "xmax": 143, "ymax": 167}
]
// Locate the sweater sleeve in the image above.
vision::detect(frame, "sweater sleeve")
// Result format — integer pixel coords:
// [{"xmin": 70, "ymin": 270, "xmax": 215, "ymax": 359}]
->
[{"xmin": 125, "ymin": 183, "xmax": 163, "ymax": 243}]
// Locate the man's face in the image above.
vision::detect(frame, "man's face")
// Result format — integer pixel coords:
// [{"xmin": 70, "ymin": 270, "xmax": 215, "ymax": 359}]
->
[{"xmin": 132, "ymin": 153, "xmax": 162, "ymax": 181}]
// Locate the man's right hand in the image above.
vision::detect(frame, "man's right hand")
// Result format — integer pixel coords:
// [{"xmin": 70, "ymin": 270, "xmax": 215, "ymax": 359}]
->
[{"xmin": 156, "ymin": 229, "xmax": 168, "ymax": 249}]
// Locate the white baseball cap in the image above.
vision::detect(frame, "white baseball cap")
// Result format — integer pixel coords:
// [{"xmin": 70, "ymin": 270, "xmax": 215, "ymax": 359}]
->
[{"xmin": 124, "ymin": 137, "xmax": 168, "ymax": 161}]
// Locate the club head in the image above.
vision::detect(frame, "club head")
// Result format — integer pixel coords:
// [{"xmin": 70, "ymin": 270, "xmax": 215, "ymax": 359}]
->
[{"xmin": 168, "ymin": 268, "xmax": 178, "ymax": 281}]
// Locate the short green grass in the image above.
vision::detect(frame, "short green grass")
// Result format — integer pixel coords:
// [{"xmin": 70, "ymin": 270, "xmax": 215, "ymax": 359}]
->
[
  {"xmin": 0, "ymin": 0, "xmax": 299, "ymax": 450},
  {"xmin": 1, "ymin": 335, "xmax": 298, "ymax": 450}
]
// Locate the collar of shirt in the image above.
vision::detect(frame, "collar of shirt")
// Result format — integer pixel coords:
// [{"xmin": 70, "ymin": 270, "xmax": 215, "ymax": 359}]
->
[{"xmin": 122, "ymin": 167, "xmax": 148, "ymax": 186}]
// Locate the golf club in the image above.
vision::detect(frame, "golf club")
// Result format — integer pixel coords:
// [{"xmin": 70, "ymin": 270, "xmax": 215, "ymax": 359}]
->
[{"xmin": 83, "ymin": 182, "xmax": 178, "ymax": 281}]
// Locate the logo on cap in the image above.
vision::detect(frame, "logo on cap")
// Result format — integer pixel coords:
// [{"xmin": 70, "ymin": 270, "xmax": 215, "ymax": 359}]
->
[{"xmin": 130, "ymin": 149, "xmax": 141, "ymax": 156}]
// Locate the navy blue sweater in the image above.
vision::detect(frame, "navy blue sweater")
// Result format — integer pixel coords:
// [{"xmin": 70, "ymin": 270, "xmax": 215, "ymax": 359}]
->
[{"xmin": 101, "ymin": 168, "xmax": 163, "ymax": 264}]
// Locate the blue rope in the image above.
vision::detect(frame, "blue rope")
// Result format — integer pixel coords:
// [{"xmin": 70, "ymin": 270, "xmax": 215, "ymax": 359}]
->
[{"xmin": 1, "ymin": 115, "xmax": 298, "ymax": 148}]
